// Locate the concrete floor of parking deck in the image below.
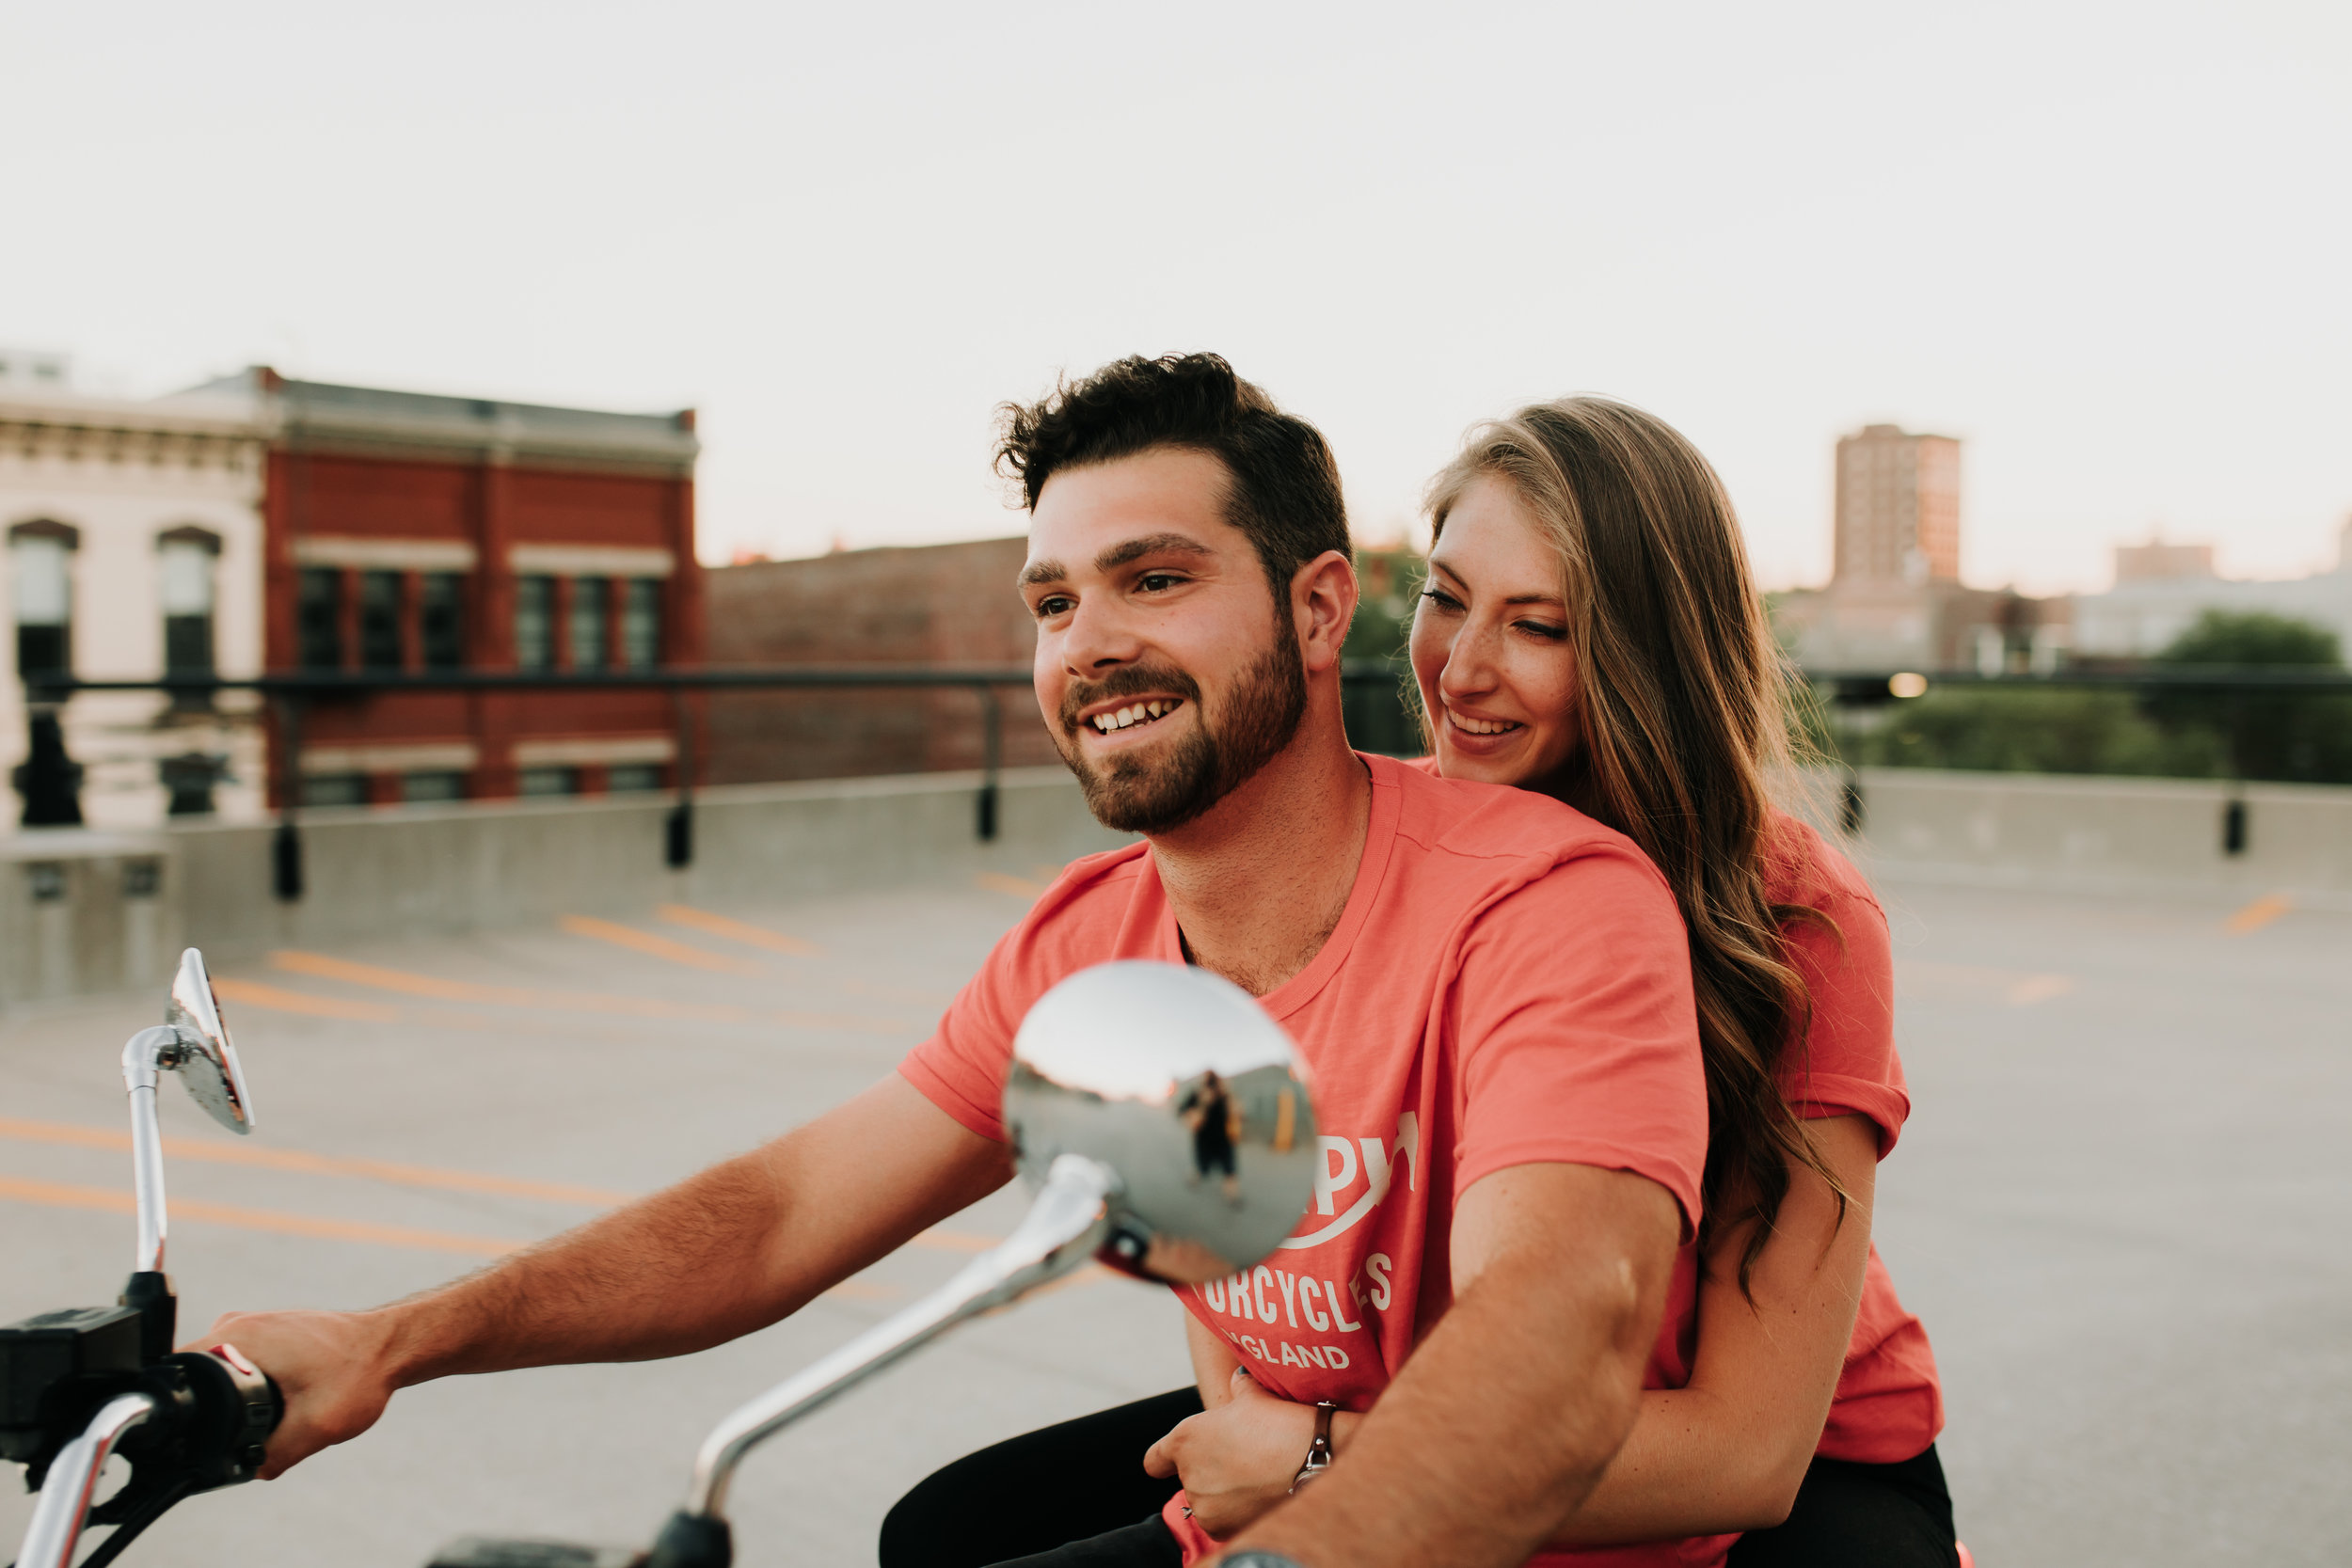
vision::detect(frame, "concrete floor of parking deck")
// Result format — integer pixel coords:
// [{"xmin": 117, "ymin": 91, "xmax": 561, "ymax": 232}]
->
[{"xmin": 3, "ymin": 868, "xmax": 2347, "ymax": 1568}]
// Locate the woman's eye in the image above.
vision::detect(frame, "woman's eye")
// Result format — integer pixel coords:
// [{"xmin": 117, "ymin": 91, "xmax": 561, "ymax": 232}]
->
[
  {"xmin": 1515, "ymin": 621, "xmax": 1567, "ymax": 641},
  {"xmin": 1419, "ymin": 588, "xmax": 1463, "ymax": 612}
]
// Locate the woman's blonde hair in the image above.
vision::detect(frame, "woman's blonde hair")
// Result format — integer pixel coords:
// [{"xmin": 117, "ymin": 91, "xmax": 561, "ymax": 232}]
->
[{"xmin": 1425, "ymin": 397, "xmax": 1838, "ymax": 1291}]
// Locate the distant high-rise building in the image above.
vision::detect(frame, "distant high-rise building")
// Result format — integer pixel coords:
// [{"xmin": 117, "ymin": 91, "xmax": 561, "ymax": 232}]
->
[
  {"xmin": 2112, "ymin": 540, "xmax": 2216, "ymax": 583},
  {"xmin": 1834, "ymin": 424, "xmax": 1961, "ymax": 585}
]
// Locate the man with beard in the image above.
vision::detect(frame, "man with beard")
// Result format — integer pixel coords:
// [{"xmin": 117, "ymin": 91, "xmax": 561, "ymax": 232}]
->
[{"xmin": 199, "ymin": 355, "xmax": 1705, "ymax": 1568}]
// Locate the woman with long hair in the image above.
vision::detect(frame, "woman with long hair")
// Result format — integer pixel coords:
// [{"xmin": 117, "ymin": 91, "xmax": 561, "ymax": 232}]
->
[{"xmin": 882, "ymin": 399, "xmax": 1955, "ymax": 1568}]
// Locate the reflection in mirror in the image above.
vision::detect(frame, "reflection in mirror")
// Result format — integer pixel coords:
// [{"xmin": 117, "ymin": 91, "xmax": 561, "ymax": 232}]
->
[
  {"xmin": 166, "ymin": 947, "xmax": 255, "ymax": 1135},
  {"xmin": 1005, "ymin": 960, "xmax": 1317, "ymax": 1283}
]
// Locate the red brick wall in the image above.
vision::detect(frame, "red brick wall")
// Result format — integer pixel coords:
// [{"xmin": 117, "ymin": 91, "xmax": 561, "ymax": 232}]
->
[
  {"xmin": 264, "ymin": 447, "xmax": 700, "ymax": 804},
  {"xmin": 705, "ymin": 536, "xmax": 1062, "ymax": 784}
]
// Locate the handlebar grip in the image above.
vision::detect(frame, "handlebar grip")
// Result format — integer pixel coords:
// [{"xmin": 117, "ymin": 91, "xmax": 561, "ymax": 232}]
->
[{"xmin": 166, "ymin": 1345, "xmax": 279, "ymax": 1488}]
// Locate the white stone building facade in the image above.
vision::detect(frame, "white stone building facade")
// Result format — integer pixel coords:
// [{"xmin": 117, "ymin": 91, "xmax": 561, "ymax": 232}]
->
[
  {"xmin": 0, "ymin": 378, "xmax": 268, "ymax": 827},
  {"xmin": 2071, "ymin": 519, "xmax": 2352, "ymax": 658}
]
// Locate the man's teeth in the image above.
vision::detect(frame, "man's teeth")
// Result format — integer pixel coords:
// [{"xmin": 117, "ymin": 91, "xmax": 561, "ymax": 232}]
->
[
  {"xmin": 1090, "ymin": 700, "xmax": 1180, "ymax": 734},
  {"xmin": 1450, "ymin": 711, "xmax": 1519, "ymax": 736}
]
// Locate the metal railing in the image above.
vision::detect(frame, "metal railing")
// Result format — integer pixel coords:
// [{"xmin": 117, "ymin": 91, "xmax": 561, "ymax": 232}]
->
[
  {"xmin": 1809, "ymin": 665, "xmax": 2352, "ymax": 698},
  {"xmin": 16, "ymin": 664, "xmax": 1426, "ymax": 900},
  {"xmin": 24, "ymin": 660, "xmax": 2340, "ymax": 895}
]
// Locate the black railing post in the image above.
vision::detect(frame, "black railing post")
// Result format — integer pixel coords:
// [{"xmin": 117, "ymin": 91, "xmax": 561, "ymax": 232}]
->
[
  {"xmin": 272, "ymin": 696, "xmax": 305, "ymax": 900},
  {"xmin": 1839, "ymin": 766, "xmax": 1867, "ymax": 837},
  {"xmin": 15, "ymin": 690, "xmax": 86, "ymax": 827},
  {"xmin": 977, "ymin": 684, "xmax": 1002, "ymax": 842},
  {"xmin": 666, "ymin": 682, "xmax": 695, "ymax": 869}
]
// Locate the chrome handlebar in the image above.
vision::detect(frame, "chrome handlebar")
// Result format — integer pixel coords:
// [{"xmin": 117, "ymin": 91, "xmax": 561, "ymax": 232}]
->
[
  {"xmin": 683, "ymin": 1152, "xmax": 1116, "ymax": 1521},
  {"xmin": 13, "ymin": 1394, "xmax": 158, "ymax": 1568}
]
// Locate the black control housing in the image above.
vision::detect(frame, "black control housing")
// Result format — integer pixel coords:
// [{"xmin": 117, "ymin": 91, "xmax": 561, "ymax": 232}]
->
[{"xmin": 0, "ymin": 1305, "xmax": 144, "ymax": 1465}]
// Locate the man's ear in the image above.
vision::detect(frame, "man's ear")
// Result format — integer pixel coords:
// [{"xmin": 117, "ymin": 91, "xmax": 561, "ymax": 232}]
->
[{"xmin": 1292, "ymin": 550, "xmax": 1359, "ymax": 673}]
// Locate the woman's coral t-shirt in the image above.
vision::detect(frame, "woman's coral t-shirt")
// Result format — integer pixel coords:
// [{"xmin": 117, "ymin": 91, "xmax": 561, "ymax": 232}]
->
[
  {"xmin": 1395, "ymin": 758, "xmax": 1944, "ymax": 1478},
  {"xmin": 1756, "ymin": 810, "xmax": 1944, "ymax": 1464},
  {"xmin": 1390, "ymin": 761, "xmax": 1944, "ymax": 1565}
]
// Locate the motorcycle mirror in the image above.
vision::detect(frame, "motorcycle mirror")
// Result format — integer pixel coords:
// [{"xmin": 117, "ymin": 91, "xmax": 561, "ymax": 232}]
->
[
  {"xmin": 165, "ymin": 948, "xmax": 254, "ymax": 1136},
  {"xmin": 1005, "ymin": 959, "xmax": 1316, "ymax": 1283}
]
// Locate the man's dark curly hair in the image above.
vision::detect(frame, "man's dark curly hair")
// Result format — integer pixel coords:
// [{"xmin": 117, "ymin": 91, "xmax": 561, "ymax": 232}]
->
[{"xmin": 995, "ymin": 353, "xmax": 1352, "ymax": 600}]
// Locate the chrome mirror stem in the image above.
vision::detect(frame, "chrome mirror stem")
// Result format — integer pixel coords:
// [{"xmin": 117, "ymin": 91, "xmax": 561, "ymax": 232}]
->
[
  {"xmin": 678, "ymin": 1153, "xmax": 1117, "ymax": 1522},
  {"xmin": 119, "ymin": 1026, "xmax": 183, "ymax": 1276},
  {"xmin": 13, "ymin": 1392, "xmax": 157, "ymax": 1568}
]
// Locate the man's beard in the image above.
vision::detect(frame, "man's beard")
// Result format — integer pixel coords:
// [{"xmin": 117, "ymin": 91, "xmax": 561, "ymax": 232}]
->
[{"xmin": 1054, "ymin": 626, "xmax": 1309, "ymax": 836}]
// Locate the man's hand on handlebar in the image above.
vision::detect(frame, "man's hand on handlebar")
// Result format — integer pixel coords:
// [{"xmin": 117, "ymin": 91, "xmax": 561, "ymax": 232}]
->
[{"xmin": 187, "ymin": 1309, "xmax": 398, "ymax": 1479}]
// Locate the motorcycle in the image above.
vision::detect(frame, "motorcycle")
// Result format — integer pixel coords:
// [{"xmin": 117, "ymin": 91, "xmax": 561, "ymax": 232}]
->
[{"xmin": 5, "ymin": 955, "xmax": 1319, "ymax": 1568}]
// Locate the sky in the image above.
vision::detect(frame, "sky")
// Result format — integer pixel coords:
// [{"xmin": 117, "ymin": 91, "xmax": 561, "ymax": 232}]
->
[{"xmin": 4, "ymin": 1, "xmax": 2347, "ymax": 594}]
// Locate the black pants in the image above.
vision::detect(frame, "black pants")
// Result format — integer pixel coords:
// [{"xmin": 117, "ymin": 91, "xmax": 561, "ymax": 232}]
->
[{"xmin": 879, "ymin": 1387, "xmax": 1957, "ymax": 1568}]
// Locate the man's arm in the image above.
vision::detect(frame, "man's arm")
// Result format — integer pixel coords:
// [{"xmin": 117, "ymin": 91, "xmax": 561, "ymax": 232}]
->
[
  {"xmin": 1216, "ymin": 1162, "xmax": 1678, "ymax": 1568},
  {"xmin": 199, "ymin": 1075, "xmax": 1011, "ymax": 1477}
]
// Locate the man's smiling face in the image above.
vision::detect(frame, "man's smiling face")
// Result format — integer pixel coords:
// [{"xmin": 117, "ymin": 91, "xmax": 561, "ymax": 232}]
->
[{"xmin": 1022, "ymin": 446, "xmax": 1307, "ymax": 834}]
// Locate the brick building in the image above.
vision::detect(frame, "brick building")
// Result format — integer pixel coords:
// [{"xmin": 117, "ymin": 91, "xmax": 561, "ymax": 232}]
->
[
  {"xmin": 705, "ymin": 537, "xmax": 1055, "ymax": 784},
  {"xmin": 1780, "ymin": 422, "xmax": 2069, "ymax": 673},
  {"xmin": 191, "ymin": 370, "xmax": 702, "ymax": 804},
  {"xmin": 1835, "ymin": 423, "xmax": 1962, "ymax": 586}
]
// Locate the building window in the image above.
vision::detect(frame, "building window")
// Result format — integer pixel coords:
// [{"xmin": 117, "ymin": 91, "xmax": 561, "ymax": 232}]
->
[
  {"xmin": 516, "ymin": 765, "xmax": 577, "ymax": 797},
  {"xmin": 421, "ymin": 574, "xmax": 466, "ymax": 670},
  {"xmin": 402, "ymin": 770, "xmax": 468, "ymax": 803},
  {"xmin": 158, "ymin": 531, "xmax": 218, "ymax": 677},
  {"xmin": 570, "ymin": 576, "xmax": 610, "ymax": 670},
  {"xmin": 297, "ymin": 567, "xmax": 343, "ymax": 670},
  {"xmin": 11, "ymin": 526, "xmax": 75, "ymax": 681},
  {"xmin": 607, "ymin": 762, "xmax": 663, "ymax": 792},
  {"xmin": 516, "ymin": 575, "xmax": 554, "ymax": 671},
  {"xmin": 358, "ymin": 571, "xmax": 403, "ymax": 670},
  {"xmin": 300, "ymin": 773, "xmax": 367, "ymax": 808},
  {"xmin": 622, "ymin": 578, "xmax": 662, "ymax": 669}
]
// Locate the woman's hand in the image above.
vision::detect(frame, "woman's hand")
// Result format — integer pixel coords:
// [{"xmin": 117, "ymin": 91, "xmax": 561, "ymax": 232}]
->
[{"xmin": 1145, "ymin": 1368, "xmax": 1318, "ymax": 1538}]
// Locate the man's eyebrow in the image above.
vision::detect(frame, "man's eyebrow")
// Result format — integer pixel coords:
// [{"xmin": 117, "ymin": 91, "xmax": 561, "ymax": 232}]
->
[
  {"xmin": 1018, "ymin": 558, "xmax": 1068, "ymax": 588},
  {"xmin": 1095, "ymin": 532, "xmax": 1215, "ymax": 573}
]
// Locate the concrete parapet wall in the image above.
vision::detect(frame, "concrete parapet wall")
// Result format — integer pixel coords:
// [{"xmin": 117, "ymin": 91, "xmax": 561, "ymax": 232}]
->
[
  {"xmin": 12, "ymin": 762, "xmax": 2345, "ymax": 1007},
  {"xmin": 1, "ymin": 767, "xmax": 1127, "ymax": 1006},
  {"xmin": 1850, "ymin": 767, "xmax": 2352, "ymax": 905}
]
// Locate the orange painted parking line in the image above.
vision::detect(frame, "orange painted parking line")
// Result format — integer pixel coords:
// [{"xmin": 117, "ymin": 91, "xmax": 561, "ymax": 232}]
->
[
  {"xmin": 977, "ymin": 871, "xmax": 1049, "ymax": 898},
  {"xmin": 0, "ymin": 1170, "xmax": 905, "ymax": 1302},
  {"xmin": 213, "ymin": 976, "xmax": 401, "ymax": 1022},
  {"xmin": 560, "ymin": 915, "xmax": 762, "ymax": 974},
  {"xmin": 914, "ymin": 1227, "xmax": 998, "ymax": 1254},
  {"xmin": 272, "ymin": 951, "xmax": 755, "ymax": 1023},
  {"xmin": 0, "ymin": 1175, "xmax": 523, "ymax": 1257},
  {"xmin": 268, "ymin": 950, "xmax": 905, "ymax": 1033},
  {"xmin": 2225, "ymin": 892, "xmax": 2293, "ymax": 934},
  {"xmin": 1898, "ymin": 960, "xmax": 2074, "ymax": 1006},
  {"xmin": 2003, "ymin": 974, "xmax": 2074, "ymax": 1006},
  {"xmin": 658, "ymin": 904, "xmax": 822, "ymax": 958},
  {"xmin": 0, "ymin": 1117, "xmax": 632, "ymax": 1207}
]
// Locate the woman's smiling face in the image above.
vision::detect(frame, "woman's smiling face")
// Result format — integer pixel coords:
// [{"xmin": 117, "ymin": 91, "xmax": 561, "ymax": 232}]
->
[{"xmin": 1409, "ymin": 473, "xmax": 1581, "ymax": 793}]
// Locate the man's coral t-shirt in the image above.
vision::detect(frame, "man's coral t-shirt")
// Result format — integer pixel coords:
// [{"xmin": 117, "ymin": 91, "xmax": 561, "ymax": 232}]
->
[{"xmin": 900, "ymin": 753, "xmax": 1708, "ymax": 1568}]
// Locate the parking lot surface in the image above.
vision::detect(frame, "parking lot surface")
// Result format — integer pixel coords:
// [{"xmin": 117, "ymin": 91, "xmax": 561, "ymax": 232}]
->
[{"xmin": 3, "ymin": 867, "xmax": 2345, "ymax": 1567}]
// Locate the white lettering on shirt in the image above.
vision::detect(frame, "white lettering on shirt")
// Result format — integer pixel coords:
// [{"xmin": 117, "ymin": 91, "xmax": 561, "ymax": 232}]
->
[
  {"xmin": 1275, "ymin": 1269, "xmax": 1300, "ymax": 1328},
  {"xmin": 1281, "ymin": 1113, "xmax": 1421, "ymax": 1250},
  {"xmin": 1313, "ymin": 1136, "xmax": 1359, "ymax": 1215}
]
